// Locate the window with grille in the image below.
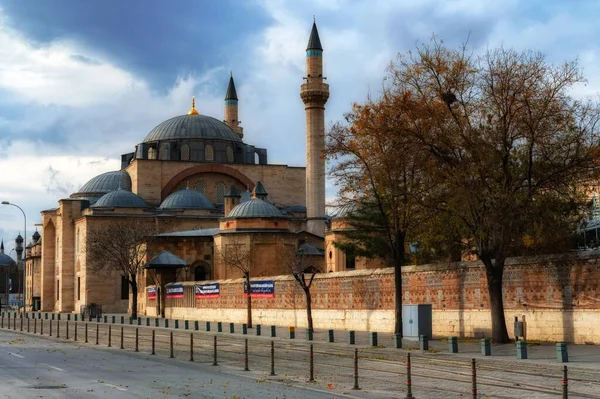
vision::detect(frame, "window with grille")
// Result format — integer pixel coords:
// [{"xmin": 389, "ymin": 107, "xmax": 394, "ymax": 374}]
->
[
  {"xmin": 180, "ymin": 144, "xmax": 190, "ymax": 161},
  {"xmin": 159, "ymin": 143, "xmax": 170, "ymax": 160},
  {"xmin": 195, "ymin": 182, "xmax": 205, "ymax": 195},
  {"xmin": 205, "ymin": 145, "xmax": 214, "ymax": 161},
  {"xmin": 226, "ymin": 146, "xmax": 234, "ymax": 162},
  {"xmin": 216, "ymin": 182, "xmax": 225, "ymax": 204},
  {"xmin": 148, "ymin": 147, "xmax": 157, "ymax": 159}
]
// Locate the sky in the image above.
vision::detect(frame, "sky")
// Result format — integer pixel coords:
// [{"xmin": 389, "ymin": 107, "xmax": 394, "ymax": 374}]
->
[{"xmin": 0, "ymin": 0, "xmax": 600, "ymax": 254}]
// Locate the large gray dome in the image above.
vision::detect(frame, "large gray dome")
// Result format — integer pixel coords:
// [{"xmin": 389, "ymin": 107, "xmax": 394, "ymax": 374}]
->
[
  {"xmin": 91, "ymin": 189, "xmax": 148, "ymax": 208},
  {"xmin": 143, "ymin": 114, "xmax": 242, "ymax": 143},
  {"xmin": 78, "ymin": 171, "xmax": 131, "ymax": 195},
  {"xmin": 227, "ymin": 198, "xmax": 283, "ymax": 218},
  {"xmin": 159, "ymin": 188, "xmax": 215, "ymax": 210},
  {"xmin": 0, "ymin": 253, "xmax": 15, "ymax": 266}
]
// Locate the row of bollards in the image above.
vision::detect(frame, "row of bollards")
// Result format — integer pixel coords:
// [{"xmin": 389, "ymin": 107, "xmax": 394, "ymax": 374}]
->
[{"xmin": 0, "ymin": 315, "xmax": 573, "ymax": 398}]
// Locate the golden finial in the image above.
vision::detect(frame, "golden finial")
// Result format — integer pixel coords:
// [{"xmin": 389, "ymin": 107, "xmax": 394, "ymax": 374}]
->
[{"xmin": 188, "ymin": 96, "xmax": 199, "ymax": 115}]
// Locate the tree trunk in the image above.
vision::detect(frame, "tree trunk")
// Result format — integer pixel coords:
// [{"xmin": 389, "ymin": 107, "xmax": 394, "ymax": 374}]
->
[
  {"xmin": 304, "ymin": 286, "xmax": 313, "ymax": 333},
  {"xmin": 130, "ymin": 275, "xmax": 138, "ymax": 320},
  {"xmin": 246, "ymin": 273, "xmax": 252, "ymax": 328},
  {"xmin": 482, "ymin": 257, "xmax": 509, "ymax": 343}
]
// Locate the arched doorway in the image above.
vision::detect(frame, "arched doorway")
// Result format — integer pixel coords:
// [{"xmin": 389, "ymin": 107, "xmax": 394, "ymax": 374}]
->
[{"xmin": 194, "ymin": 263, "xmax": 212, "ymax": 281}]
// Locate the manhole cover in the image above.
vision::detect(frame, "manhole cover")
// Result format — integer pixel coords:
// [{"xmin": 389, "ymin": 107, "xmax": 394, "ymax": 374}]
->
[{"xmin": 31, "ymin": 385, "xmax": 67, "ymax": 389}]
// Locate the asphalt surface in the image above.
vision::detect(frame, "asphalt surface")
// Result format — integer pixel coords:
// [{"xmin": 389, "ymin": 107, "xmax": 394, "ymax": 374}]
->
[{"xmin": 0, "ymin": 329, "xmax": 357, "ymax": 399}]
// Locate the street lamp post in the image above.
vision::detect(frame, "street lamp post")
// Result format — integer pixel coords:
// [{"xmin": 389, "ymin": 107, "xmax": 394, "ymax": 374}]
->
[{"xmin": 2, "ymin": 201, "xmax": 26, "ymax": 312}]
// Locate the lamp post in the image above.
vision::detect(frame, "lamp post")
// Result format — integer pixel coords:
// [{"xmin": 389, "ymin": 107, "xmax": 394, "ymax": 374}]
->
[{"xmin": 2, "ymin": 201, "xmax": 26, "ymax": 312}]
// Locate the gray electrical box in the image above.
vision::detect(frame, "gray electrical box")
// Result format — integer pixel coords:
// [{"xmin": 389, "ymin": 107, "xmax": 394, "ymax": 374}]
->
[{"xmin": 402, "ymin": 304, "xmax": 433, "ymax": 340}]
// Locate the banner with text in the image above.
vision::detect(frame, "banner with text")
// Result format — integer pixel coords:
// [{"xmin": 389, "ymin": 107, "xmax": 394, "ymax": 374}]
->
[
  {"xmin": 166, "ymin": 284, "xmax": 184, "ymax": 299},
  {"xmin": 195, "ymin": 283, "xmax": 220, "ymax": 299},
  {"xmin": 147, "ymin": 286, "xmax": 157, "ymax": 300},
  {"xmin": 244, "ymin": 280, "xmax": 275, "ymax": 298}
]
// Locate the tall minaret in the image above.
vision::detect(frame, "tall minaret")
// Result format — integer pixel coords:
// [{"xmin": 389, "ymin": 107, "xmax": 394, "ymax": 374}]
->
[
  {"xmin": 15, "ymin": 234, "xmax": 23, "ymax": 262},
  {"xmin": 224, "ymin": 72, "xmax": 243, "ymax": 139},
  {"xmin": 301, "ymin": 20, "xmax": 329, "ymax": 236}
]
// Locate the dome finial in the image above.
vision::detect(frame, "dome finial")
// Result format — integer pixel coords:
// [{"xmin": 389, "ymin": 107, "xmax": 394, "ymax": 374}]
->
[{"xmin": 188, "ymin": 96, "xmax": 199, "ymax": 115}]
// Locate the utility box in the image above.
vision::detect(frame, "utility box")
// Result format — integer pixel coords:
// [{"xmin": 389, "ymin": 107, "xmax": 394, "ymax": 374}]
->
[{"xmin": 402, "ymin": 304, "xmax": 432, "ymax": 340}]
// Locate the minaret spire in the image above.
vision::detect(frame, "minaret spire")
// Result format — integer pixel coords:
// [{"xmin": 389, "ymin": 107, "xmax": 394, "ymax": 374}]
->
[
  {"xmin": 0, "ymin": 239, "xmax": 4, "ymax": 254},
  {"xmin": 188, "ymin": 96, "xmax": 199, "ymax": 115},
  {"xmin": 301, "ymin": 19, "xmax": 329, "ymax": 236},
  {"xmin": 224, "ymin": 73, "xmax": 243, "ymax": 139}
]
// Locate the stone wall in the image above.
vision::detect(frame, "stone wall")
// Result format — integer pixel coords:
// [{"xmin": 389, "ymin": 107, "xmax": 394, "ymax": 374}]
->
[{"xmin": 152, "ymin": 252, "xmax": 600, "ymax": 344}]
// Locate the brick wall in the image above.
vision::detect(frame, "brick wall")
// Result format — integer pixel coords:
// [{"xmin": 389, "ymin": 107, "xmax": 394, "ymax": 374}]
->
[{"xmin": 153, "ymin": 252, "xmax": 600, "ymax": 343}]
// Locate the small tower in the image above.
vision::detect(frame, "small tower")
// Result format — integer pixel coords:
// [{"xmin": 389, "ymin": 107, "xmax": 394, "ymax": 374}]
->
[
  {"xmin": 15, "ymin": 233, "xmax": 23, "ymax": 262},
  {"xmin": 252, "ymin": 181, "xmax": 268, "ymax": 201},
  {"xmin": 301, "ymin": 19, "xmax": 329, "ymax": 236},
  {"xmin": 224, "ymin": 185, "xmax": 241, "ymax": 216},
  {"xmin": 224, "ymin": 73, "xmax": 243, "ymax": 139}
]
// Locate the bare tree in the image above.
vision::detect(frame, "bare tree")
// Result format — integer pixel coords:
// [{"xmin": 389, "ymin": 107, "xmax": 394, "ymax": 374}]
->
[
  {"xmin": 278, "ymin": 241, "xmax": 323, "ymax": 334},
  {"xmin": 216, "ymin": 237, "xmax": 255, "ymax": 328},
  {"xmin": 86, "ymin": 218, "xmax": 156, "ymax": 319}
]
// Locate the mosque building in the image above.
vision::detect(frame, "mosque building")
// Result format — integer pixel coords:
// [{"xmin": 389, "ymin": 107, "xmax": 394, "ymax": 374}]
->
[{"xmin": 26, "ymin": 22, "xmax": 381, "ymax": 315}]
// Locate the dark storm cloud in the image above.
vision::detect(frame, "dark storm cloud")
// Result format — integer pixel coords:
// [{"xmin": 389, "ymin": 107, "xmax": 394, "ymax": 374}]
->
[{"xmin": 0, "ymin": 0, "xmax": 271, "ymax": 91}]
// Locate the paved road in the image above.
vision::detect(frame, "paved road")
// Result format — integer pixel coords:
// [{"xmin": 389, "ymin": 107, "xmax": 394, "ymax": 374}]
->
[{"xmin": 0, "ymin": 329, "xmax": 361, "ymax": 399}]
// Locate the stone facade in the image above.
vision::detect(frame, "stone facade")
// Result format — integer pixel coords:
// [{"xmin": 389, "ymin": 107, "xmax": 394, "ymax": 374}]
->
[{"xmin": 151, "ymin": 252, "xmax": 600, "ymax": 344}]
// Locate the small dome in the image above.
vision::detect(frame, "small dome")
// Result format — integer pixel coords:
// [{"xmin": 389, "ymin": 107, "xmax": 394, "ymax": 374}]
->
[
  {"xmin": 143, "ymin": 114, "xmax": 242, "ymax": 143},
  {"xmin": 159, "ymin": 188, "xmax": 215, "ymax": 210},
  {"xmin": 227, "ymin": 198, "xmax": 283, "ymax": 218},
  {"xmin": 91, "ymin": 189, "xmax": 148, "ymax": 208},
  {"xmin": 78, "ymin": 171, "xmax": 132, "ymax": 195},
  {"xmin": 0, "ymin": 253, "xmax": 15, "ymax": 266}
]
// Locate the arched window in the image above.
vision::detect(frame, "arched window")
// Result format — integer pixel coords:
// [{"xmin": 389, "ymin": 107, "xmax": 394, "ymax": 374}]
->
[
  {"xmin": 195, "ymin": 182, "xmax": 205, "ymax": 195},
  {"xmin": 216, "ymin": 182, "xmax": 225, "ymax": 204},
  {"xmin": 194, "ymin": 264, "xmax": 211, "ymax": 281},
  {"xmin": 226, "ymin": 146, "xmax": 234, "ymax": 163},
  {"xmin": 148, "ymin": 147, "xmax": 157, "ymax": 160},
  {"xmin": 254, "ymin": 152, "xmax": 259, "ymax": 164},
  {"xmin": 204, "ymin": 145, "xmax": 214, "ymax": 161},
  {"xmin": 159, "ymin": 143, "xmax": 170, "ymax": 160},
  {"xmin": 180, "ymin": 144, "xmax": 190, "ymax": 161}
]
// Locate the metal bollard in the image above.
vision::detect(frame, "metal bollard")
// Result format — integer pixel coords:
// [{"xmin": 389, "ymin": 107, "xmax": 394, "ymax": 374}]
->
[
  {"xmin": 74, "ymin": 314, "xmax": 77, "ymax": 321},
  {"xmin": 96, "ymin": 324, "xmax": 99, "ymax": 345},
  {"xmin": 1, "ymin": 314, "xmax": 3, "ymax": 328},
  {"xmin": 146, "ymin": 318, "xmax": 150, "ymax": 327},
  {"xmin": 270, "ymin": 325, "xmax": 277, "ymax": 337},
  {"xmin": 289, "ymin": 326, "xmax": 295, "ymax": 340},
  {"xmin": 449, "ymin": 336, "xmax": 459, "ymax": 353},
  {"xmin": 242, "ymin": 324, "xmax": 248, "ymax": 335},
  {"xmin": 175, "ymin": 320, "xmax": 179, "ymax": 329},
  {"xmin": 406, "ymin": 353, "xmax": 414, "ymax": 398},
  {"xmin": 517, "ymin": 340, "xmax": 527, "ymax": 360},
  {"xmin": 137, "ymin": 317, "xmax": 141, "ymax": 326},
  {"xmin": 309, "ymin": 344, "xmax": 315, "ymax": 382},
  {"xmin": 74, "ymin": 322, "xmax": 78, "ymax": 341},
  {"xmin": 154, "ymin": 318, "xmax": 159, "ymax": 328},
  {"xmin": 34, "ymin": 317, "xmax": 37, "ymax": 334},
  {"xmin": 256, "ymin": 324, "xmax": 261, "ymax": 336},
  {"xmin": 419, "ymin": 334, "xmax": 429, "ymax": 351},
  {"xmin": 120, "ymin": 316, "xmax": 124, "ymax": 324},
  {"xmin": 563, "ymin": 365, "xmax": 568, "ymax": 399},
  {"xmin": 471, "ymin": 358, "xmax": 477, "ymax": 399},
  {"xmin": 151, "ymin": 330, "xmax": 155, "ymax": 355},
  {"xmin": 170, "ymin": 331, "xmax": 174, "ymax": 358},
  {"xmin": 27, "ymin": 317, "xmax": 30, "ymax": 333},
  {"xmin": 353, "ymin": 348, "xmax": 360, "ymax": 390},
  {"xmin": 348, "ymin": 330, "xmax": 355, "ymax": 345},
  {"xmin": 108, "ymin": 325, "xmax": 111, "ymax": 347},
  {"xmin": 557, "ymin": 343, "xmax": 568, "ymax": 363},
  {"xmin": 244, "ymin": 338, "xmax": 249, "ymax": 371},
  {"xmin": 13, "ymin": 314, "xmax": 16, "ymax": 331},
  {"xmin": 49, "ymin": 319, "xmax": 53, "ymax": 336},
  {"xmin": 40, "ymin": 319, "xmax": 43, "ymax": 335},
  {"xmin": 370, "ymin": 332, "xmax": 378, "ymax": 347},
  {"xmin": 217, "ymin": 321, "xmax": 222, "ymax": 332},
  {"xmin": 112, "ymin": 315, "xmax": 115, "ymax": 324},
  {"xmin": 57, "ymin": 320, "xmax": 60, "ymax": 338},
  {"xmin": 66, "ymin": 321, "xmax": 69, "ymax": 339},
  {"xmin": 135, "ymin": 328, "xmax": 139, "ymax": 352},
  {"xmin": 213, "ymin": 335, "xmax": 218, "ymax": 366},
  {"xmin": 481, "ymin": 338, "xmax": 491, "ymax": 356},
  {"xmin": 194, "ymin": 320, "xmax": 199, "ymax": 331},
  {"xmin": 85, "ymin": 323, "xmax": 88, "ymax": 343},
  {"xmin": 8, "ymin": 314, "xmax": 10, "ymax": 330},
  {"xmin": 270, "ymin": 340, "xmax": 275, "ymax": 376},
  {"xmin": 184, "ymin": 320, "xmax": 189, "ymax": 330},
  {"xmin": 306, "ymin": 328, "xmax": 313, "ymax": 341},
  {"xmin": 20, "ymin": 316, "xmax": 23, "ymax": 332},
  {"xmin": 104, "ymin": 315, "xmax": 108, "ymax": 323},
  {"xmin": 328, "ymin": 329, "xmax": 334, "ymax": 343},
  {"xmin": 120, "ymin": 327, "xmax": 123, "ymax": 349},
  {"xmin": 189, "ymin": 333, "xmax": 194, "ymax": 362},
  {"xmin": 205, "ymin": 321, "xmax": 211, "ymax": 332},
  {"xmin": 229, "ymin": 323, "xmax": 235, "ymax": 334}
]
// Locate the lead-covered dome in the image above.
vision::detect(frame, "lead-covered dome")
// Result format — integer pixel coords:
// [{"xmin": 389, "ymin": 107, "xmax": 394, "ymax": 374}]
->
[
  {"xmin": 143, "ymin": 114, "xmax": 242, "ymax": 143},
  {"xmin": 0, "ymin": 253, "xmax": 15, "ymax": 266},
  {"xmin": 91, "ymin": 189, "xmax": 148, "ymax": 208},
  {"xmin": 77, "ymin": 171, "xmax": 132, "ymax": 195},
  {"xmin": 159, "ymin": 188, "xmax": 215, "ymax": 210},
  {"xmin": 227, "ymin": 198, "xmax": 283, "ymax": 218}
]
